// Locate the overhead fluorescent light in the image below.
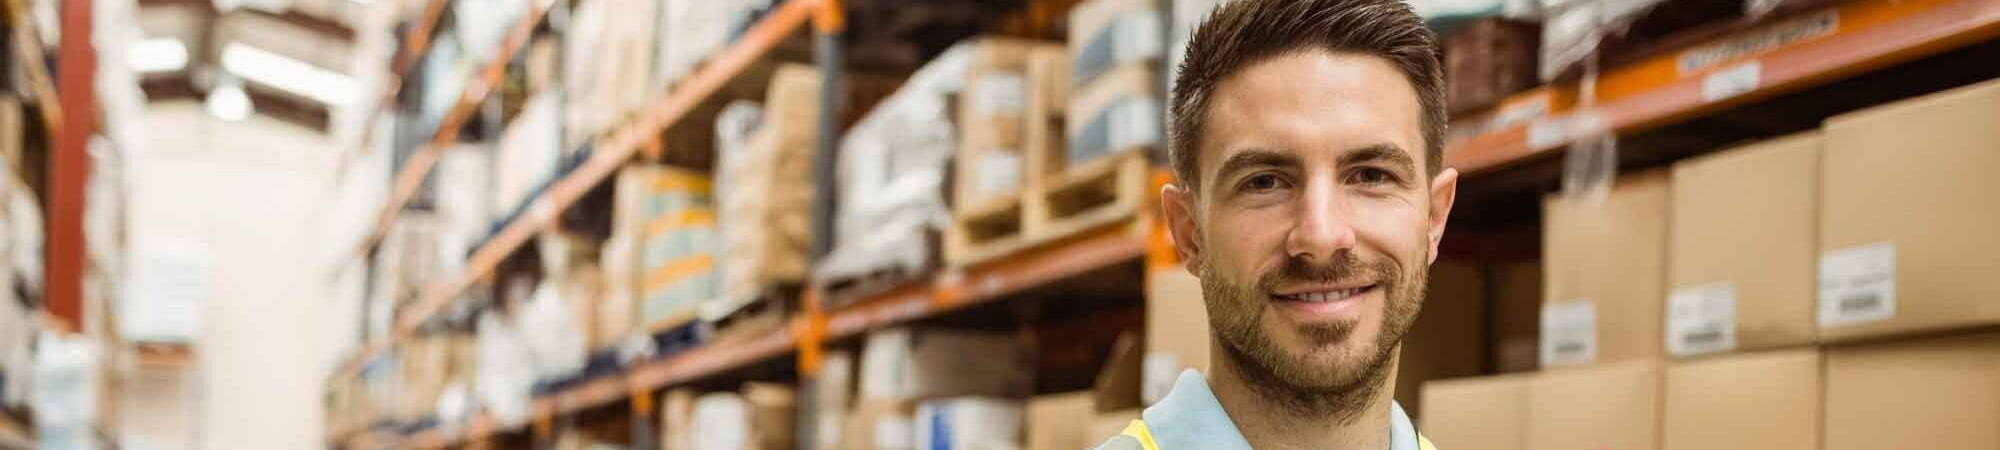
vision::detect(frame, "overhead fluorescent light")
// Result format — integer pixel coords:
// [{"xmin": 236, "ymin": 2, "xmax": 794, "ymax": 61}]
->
[
  {"xmin": 127, "ymin": 38, "xmax": 189, "ymax": 73},
  {"xmin": 206, "ymin": 79, "xmax": 252, "ymax": 122},
  {"xmin": 220, "ymin": 42, "xmax": 360, "ymax": 106}
]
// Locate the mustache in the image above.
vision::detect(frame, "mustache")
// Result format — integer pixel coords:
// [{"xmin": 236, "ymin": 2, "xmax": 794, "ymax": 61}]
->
[{"xmin": 1255, "ymin": 252, "xmax": 1395, "ymax": 293}]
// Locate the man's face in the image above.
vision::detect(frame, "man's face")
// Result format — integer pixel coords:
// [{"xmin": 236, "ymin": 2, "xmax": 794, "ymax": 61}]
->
[{"xmin": 1163, "ymin": 51, "xmax": 1458, "ymax": 397}]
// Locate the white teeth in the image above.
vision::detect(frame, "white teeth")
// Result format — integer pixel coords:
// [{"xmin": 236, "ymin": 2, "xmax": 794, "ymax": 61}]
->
[{"xmin": 1287, "ymin": 287, "xmax": 1367, "ymax": 302}]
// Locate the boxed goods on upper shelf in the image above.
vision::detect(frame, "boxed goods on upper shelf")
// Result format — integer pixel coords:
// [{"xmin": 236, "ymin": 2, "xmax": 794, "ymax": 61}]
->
[
  {"xmin": 1443, "ymin": 18, "xmax": 1540, "ymax": 115},
  {"xmin": 606, "ymin": 165, "xmax": 719, "ymax": 333},
  {"xmin": 713, "ymin": 66, "xmax": 818, "ymax": 318},
  {"xmin": 1541, "ymin": 171, "xmax": 1668, "ymax": 368},
  {"xmin": 1816, "ymin": 78, "xmax": 2000, "ymax": 342},
  {"xmin": 1667, "ymin": 133, "xmax": 1819, "ymax": 357}
]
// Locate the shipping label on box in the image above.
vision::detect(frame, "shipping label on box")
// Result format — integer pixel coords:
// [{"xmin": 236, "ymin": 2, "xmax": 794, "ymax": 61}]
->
[
  {"xmin": 1540, "ymin": 300, "xmax": 1598, "ymax": 366},
  {"xmin": 1817, "ymin": 242, "xmax": 1896, "ymax": 328},
  {"xmin": 1666, "ymin": 282, "xmax": 1737, "ymax": 356}
]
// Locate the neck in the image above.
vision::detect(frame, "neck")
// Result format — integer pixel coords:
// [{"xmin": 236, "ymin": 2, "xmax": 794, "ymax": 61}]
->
[{"xmin": 1208, "ymin": 342, "xmax": 1400, "ymax": 450}]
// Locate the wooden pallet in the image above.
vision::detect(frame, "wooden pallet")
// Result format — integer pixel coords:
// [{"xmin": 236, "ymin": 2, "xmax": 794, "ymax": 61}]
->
[
  {"xmin": 1028, "ymin": 149, "xmax": 1148, "ymax": 243},
  {"xmin": 946, "ymin": 149, "xmax": 1149, "ymax": 267}
]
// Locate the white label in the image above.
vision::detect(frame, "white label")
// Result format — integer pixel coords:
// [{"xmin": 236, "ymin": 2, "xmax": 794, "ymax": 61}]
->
[
  {"xmin": 1667, "ymin": 282, "xmax": 1738, "ymax": 356},
  {"xmin": 1142, "ymin": 353, "xmax": 1180, "ymax": 405},
  {"xmin": 1540, "ymin": 300, "xmax": 1598, "ymax": 366},
  {"xmin": 875, "ymin": 416, "xmax": 913, "ymax": 449},
  {"xmin": 1701, "ymin": 62, "xmax": 1762, "ymax": 102},
  {"xmin": 1526, "ymin": 113, "xmax": 1605, "ymax": 150},
  {"xmin": 1819, "ymin": 242, "xmax": 1897, "ymax": 328},
  {"xmin": 972, "ymin": 150, "xmax": 1023, "ymax": 197},
  {"xmin": 972, "ymin": 73, "xmax": 1026, "ymax": 115}
]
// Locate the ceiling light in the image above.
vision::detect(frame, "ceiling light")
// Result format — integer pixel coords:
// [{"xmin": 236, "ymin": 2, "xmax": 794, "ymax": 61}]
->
[
  {"xmin": 220, "ymin": 42, "xmax": 360, "ymax": 106},
  {"xmin": 127, "ymin": 38, "xmax": 189, "ymax": 73}
]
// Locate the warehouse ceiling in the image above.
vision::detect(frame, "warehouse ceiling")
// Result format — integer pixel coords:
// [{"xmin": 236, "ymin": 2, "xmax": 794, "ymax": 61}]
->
[{"xmin": 133, "ymin": 0, "xmax": 370, "ymax": 131}]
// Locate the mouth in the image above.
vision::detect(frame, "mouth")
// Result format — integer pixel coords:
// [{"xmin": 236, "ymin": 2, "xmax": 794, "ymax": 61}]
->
[{"xmin": 1271, "ymin": 284, "xmax": 1378, "ymax": 303}]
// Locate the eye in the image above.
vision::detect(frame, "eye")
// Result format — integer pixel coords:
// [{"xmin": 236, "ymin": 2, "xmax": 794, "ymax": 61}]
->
[
  {"xmin": 1241, "ymin": 173, "xmax": 1291, "ymax": 192},
  {"xmin": 1346, "ymin": 167, "xmax": 1399, "ymax": 186}
]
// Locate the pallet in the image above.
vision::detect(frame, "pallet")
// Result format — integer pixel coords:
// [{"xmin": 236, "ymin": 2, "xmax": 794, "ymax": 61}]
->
[
  {"xmin": 821, "ymin": 261, "xmax": 935, "ymax": 309},
  {"xmin": 945, "ymin": 149, "xmax": 1148, "ymax": 267}
]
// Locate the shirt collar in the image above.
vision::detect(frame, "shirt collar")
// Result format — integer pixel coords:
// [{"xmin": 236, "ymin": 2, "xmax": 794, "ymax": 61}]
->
[{"xmin": 1143, "ymin": 370, "xmax": 1421, "ymax": 450}]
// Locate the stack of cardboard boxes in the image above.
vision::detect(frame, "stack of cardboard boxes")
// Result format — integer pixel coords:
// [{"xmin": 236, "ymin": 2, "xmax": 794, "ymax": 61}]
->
[
  {"xmin": 1421, "ymin": 78, "xmax": 2000, "ymax": 450},
  {"xmin": 1065, "ymin": 0, "xmax": 1161, "ymax": 170}
]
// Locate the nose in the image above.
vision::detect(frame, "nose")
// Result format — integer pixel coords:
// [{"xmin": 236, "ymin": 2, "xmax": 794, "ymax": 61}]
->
[{"xmin": 1285, "ymin": 173, "xmax": 1357, "ymax": 264}]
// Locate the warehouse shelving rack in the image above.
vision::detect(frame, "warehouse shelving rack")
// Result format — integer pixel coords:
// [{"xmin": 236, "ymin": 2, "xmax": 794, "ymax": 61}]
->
[
  {"xmin": 328, "ymin": 0, "xmax": 2000, "ymax": 446},
  {"xmin": 1445, "ymin": 0, "xmax": 2000, "ymax": 174}
]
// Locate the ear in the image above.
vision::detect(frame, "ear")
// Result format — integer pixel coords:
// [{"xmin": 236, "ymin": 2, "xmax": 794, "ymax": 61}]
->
[
  {"xmin": 1162, "ymin": 182, "xmax": 1204, "ymax": 276},
  {"xmin": 1425, "ymin": 167, "xmax": 1460, "ymax": 264}
]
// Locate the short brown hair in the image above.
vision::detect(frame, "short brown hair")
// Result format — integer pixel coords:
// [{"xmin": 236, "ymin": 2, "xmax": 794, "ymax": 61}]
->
[{"xmin": 1171, "ymin": 0, "xmax": 1446, "ymax": 188}]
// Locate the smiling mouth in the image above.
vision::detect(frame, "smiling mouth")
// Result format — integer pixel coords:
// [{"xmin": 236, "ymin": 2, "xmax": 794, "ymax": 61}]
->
[{"xmin": 1272, "ymin": 284, "xmax": 1378, "ymax": 303}]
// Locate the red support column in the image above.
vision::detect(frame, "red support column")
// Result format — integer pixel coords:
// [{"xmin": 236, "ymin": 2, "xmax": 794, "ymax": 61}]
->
[{"xmin": 48, "ymin": 0, "xmax": 95, "ymax": 332}]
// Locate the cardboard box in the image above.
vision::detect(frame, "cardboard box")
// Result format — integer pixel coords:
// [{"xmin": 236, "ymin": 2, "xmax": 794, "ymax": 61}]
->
[
  {"xmin": 745, "ymin": 383, "xmax": 798, "ymax": 450},
  {"xmin": 1143, "ymin": 268, "xmax": 1209, "ymax": 404},
  {"xmin": 1527, "ymin": 360, "xmax": 1663, "ymax": 450},
  {"xmin": 663, "ymin": 389, "xmax": 695, "ymax": 450},
  {"xmin": 1492, "ymin": 259, "xmax": 1543, "ymax": 373},
  {"xmin": 858, "ymin": 328, "xmax": 1031, "ymax": 403},
  {"xmin": 843, "ymin": 400, "xmax": 916, "ymax": 450},
  {"xmin": 956, "ymin": 38, "xmax": 1062, "ymax": 208},
  {"xmin": 1445, "ymin": 18, "xmax": 1541, "ymax": 114},
  {"xmin": 1824, "ymin": 331, "xmax": 2000, "ymax": 450},
  {"xmin": 1668, "ymin": 133, "xmax": 1821, "ymax": 356},
  {"xmin": 1024, "ymin": 46, "xmax": 1072, "ymax": 181},
  {"xmin": 1025, "ymin": 392, "xmax": 1094, "ymax": 450},
  {"xmin": 914, "ymin": 397, "xmax": 1023, "ymax": 450},
  {"xmin": 1818, "ymin": 79, "xmax": 2000, "ymax": 341},
  {"xmin": 1419, "ymin": 374, "xmax": 1531, "ymax": 450},
  {"xmin": 717, "ymin": 65, "xmax": 822, "ymax": 309},
  {"xmin": 1395, "ymin": 258, "xmax": 1488, "ymax": 419},
  {"xmin": 1542, "ymin": 172, "xmax": 1669, "ymax": 367},
  {"xmin": 1662, "ymin": 349, "xmax": 1819, "ymax": 450}
]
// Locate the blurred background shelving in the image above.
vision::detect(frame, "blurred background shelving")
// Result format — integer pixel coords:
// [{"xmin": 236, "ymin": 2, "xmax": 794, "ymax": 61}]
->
[{"xmin": 0, "ymin": 0, "xmax": 1996, "ymax": 447}]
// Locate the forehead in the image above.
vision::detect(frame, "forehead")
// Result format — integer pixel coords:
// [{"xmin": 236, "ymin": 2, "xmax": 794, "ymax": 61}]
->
[{"xmin": 1196, "ymin": 51, "xmax": 1426, "ymax": 185}]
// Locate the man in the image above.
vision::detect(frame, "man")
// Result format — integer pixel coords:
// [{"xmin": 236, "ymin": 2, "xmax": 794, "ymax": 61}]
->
[{"xmin": 1095, "ymin": 0, "xmax": 1456, "ymax": 449}]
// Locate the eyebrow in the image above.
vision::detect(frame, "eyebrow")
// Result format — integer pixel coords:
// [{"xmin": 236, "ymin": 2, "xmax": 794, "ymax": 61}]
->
[
  {"xmin": 1340, "ymin": 143, "xmax": 1417, "ymax": 176},
  {"xmin": 1213, "ymin": 147, "xmax": 1302, "ymax": 184}
]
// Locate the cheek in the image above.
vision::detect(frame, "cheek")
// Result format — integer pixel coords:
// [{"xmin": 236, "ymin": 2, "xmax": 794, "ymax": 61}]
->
[
  {"xmin": 1204, "ymin": 204, "xmax": 1295, "ymax": 278},
  {"xmin": 1349, "ymin": 198, "xmax": 1432, "ymax": 260}
]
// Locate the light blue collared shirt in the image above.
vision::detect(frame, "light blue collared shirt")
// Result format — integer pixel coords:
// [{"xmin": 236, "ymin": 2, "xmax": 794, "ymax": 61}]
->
[{"xmin": 1095, "ymin": 370, "xmax": 1425, "ymax": 450}]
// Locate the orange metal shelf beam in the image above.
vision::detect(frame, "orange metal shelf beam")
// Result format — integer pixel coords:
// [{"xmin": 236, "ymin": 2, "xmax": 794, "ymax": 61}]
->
[
  {"xmin": 1444, "ymin": 0, "xmax": 2000, "ymax": 174},
  {"xmin": 354, "ymin": 1, "xmax": 552, "ymax": 265},
  {"xmin": 330, "ymin": 0, "xmax": 823, "ymax": 387},
  {"xmin": 366, "ymin": 222, "xmax": 1147, "ymax": 448}
]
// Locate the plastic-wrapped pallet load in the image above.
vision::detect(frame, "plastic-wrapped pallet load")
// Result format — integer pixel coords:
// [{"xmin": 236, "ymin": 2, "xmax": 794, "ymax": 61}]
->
[
  {"xmin": 654, "ymin": 0, "xmax": 775, "ymax": 92},
  {"xmin": 713, "ymin": 65, "xmax": 819, "ymax": 317},
  {"xmin": 1068, "ymin": 0, "xmax": 1163, "ymax": 167},
  {"xmin": 607, "ymin": 165, "xmax": 719, "ymax": 332},
  {"xmin": 477, "ymin": 310, "xmax": 536, "ymax": 427},
  {"xmin": 434, "ymin": 144, "xmax": 494, "ymax": 278},
  {"xmin": 566, "ymin": 0, "xmax": 659, "ymax": 141},
  {"xmin": 915, "ymin": 397, "xmax": 1025, "ymax": 450},
  {"xmin": 495, "ymin": 91, "xmax": 565, "ymax": 216},
  {"xmin": 1536, "ymin": 0, "xmax": 1669, "ymax": 81},
  {"xmin": 815, "ymin": 44, "xmax": 970, "ymax": 294}
]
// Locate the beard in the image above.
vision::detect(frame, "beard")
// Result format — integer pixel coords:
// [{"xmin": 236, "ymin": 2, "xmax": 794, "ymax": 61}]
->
[{"xmin": 1199, "ymin": 249, "xmax": 1427, "ymax": 423}]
